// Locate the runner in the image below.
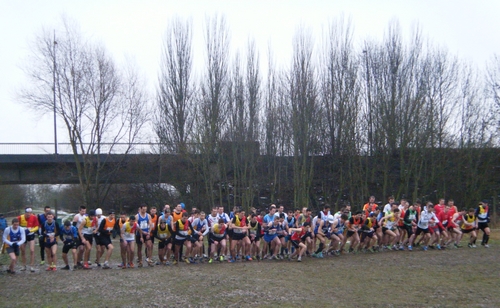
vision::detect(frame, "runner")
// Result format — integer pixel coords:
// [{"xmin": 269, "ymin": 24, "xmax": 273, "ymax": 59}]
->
[
  {"xmin": 93, "ymin": 208, "xmax": 106, "ymax": 267},
  {"xmin": 341, "ymin": 211, "xmax": 363, "ymax": 253},
  {"xmin": 72, "ymin": 206, "xmax": 87, "ymax": 269},
  {"xmin": 208, "ymin": 218, "xmax": 227, "ymax": 263},
  {"xmin": 476, "ymin": 200, "xmax": 491, "ymax": 248},
  {"xmin": 263, "ymin": 216, "xmax": 281, "ymax": 260},
  {"xmin": 328, "ymin": 214, "xmax": 347, "ymax": 255},
  {"xmin": 288, "ymin": 222, "xmax": 311, "ymax": 262},
  {"xmin": 191, "ymin": 211, "xmax": 209, "ymax": 261},
  {"xmin": 2, "ymin": 218, "xmax": 26, "ymax": 274},
  {"xmin": 40, "ymin": 211, "xmax": 61, "ymax": 271},
  {"xmin": 363, "ymin": 196, "xmax": 378, "ymax": 217},
  {"xmin": 78, "ymin": 209, "xmax": 97, "ymax": 269},
  {"xmin": 116, "ymin": 213, "xmax": 128, "ymax": 268},
  {"xmin": 60, "ymin": 220, "xmax": 78, "ymax": 270},
  {"xmin": 136, "ymin": 205, "xmax": 154, "ymax": 267},
  {"xmin": 153, "ymin": 217, "xmax": 172, "ymax": 265},
  {"xmin": 415, "ymin": 204, "xmax": 437, "ymax": 251},
  {"xmin": 173, "ymin": 212, "xmax": 195, "ymax": 264},
  {"xmin": 378, "ymin": 208, "xmax": 402, "ymax": 251},
  {"xmin": 248, "ymin": 214, "xmax": 262, "ymax": 261},
  {"xmin": 18, "ymin": 207, "xmax": 39, "ymax": 272},
  {"xmin": 228, "ymin": 210, "xmax": 251, "ymax": 262},
  {"xmin": 37, "ymin": 206, "xmax": 51, "ymax": 266},
  {"xmin": 461, "ymin": 208, "xmax": 478, "ymax": 248},
  {"xmin": 120, "ymin": 216, "xmax": 138, "ymax": 268},
  {"xmin": 402, "ymin": 203, "xmax": 419, "ymax": 251},
  {"xmin": 97, "ymin": 210, "xmax": 116, "ymax": 269}
]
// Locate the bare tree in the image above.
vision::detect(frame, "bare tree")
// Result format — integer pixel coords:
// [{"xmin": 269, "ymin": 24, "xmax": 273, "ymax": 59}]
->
[
  {"xmin": 288, "ymin": 28, "xmax": 320, "ymax": 208},
  {"xmin": 19, "ymin": 18, "xmax": 148, "ymax": 207},
  {"xmin": 194, "ymin": 15, "xmax": 231, "ymax": 207},
  {"xmin": 155, "ymin": 18, "xmax": 195, "ymax": 154}
]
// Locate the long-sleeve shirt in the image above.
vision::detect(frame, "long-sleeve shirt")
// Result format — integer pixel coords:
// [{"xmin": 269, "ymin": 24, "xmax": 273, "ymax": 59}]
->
[{"xmin": 3, "ymin": 226, "xmax": 26, "ymax": 247}]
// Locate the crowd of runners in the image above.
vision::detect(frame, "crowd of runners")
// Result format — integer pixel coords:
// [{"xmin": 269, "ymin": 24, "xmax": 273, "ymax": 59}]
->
[{"xmin": 1, "ymin": 196, "xmax": 493, "ymax": 274}]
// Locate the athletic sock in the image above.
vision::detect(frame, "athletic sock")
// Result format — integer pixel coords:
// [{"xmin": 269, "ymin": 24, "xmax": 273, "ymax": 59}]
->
[
  {"xmin": 315, "ymin": 243, "xmax": 324, "ymax": 254},
  {"xmin": 483, "ymin": 234, "xmax": 489, "ymax": 244}
]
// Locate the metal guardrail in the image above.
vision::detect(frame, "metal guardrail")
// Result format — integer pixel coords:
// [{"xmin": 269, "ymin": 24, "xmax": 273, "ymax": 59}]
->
[{"xmin": 0, "ymin": 143, "xmax": 160, "ymax": 155}]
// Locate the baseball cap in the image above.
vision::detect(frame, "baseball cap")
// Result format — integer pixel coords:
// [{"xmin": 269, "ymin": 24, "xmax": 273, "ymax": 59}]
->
[{"xmin": 95, "ymin": 208, "xmax": 103, "ymax": 215}]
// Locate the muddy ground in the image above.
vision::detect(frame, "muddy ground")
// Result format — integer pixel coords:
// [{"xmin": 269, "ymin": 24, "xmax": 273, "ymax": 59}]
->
[{"xmin": 1, "ymin": 231, "xmax": 499, "ymax": 308}]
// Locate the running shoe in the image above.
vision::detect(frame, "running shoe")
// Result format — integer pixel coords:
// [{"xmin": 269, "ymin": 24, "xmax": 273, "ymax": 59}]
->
[
  {"xmin": 46, "ymin": 267, "xmax": 52, "ymax": 271},
  {"xmin": 484, "ymin": 244, "xmax": 490, "ymax": 248},
  {"xmin": 423, "ymin": 246, "xmax": 428, "ymax": 251},
  {"xmin": 62, "ymin": 265, "xmax": 70, "ymax": 270},
  {"xmin": 408, "ymin": 246, "xmax": 413, "ymax": 251},
  {"xmin": 436, "ymin": 244, "xmax": 441, "ymax": 250},
  {"xmin": 138, "ymin": 262, "xmax": 143, "ymax": 268},
  {"xmin": 185, "ymin": 258, "xmax": 191, "ymax": 264},
  {"xmin": 468, "ymin": 243, "xmax": 472, "ymax": 248},
  {"xmin": 297, "ymin": 256, "xmax": 302, "ymax": 262},
  {"xmin": 317, "ymin": 252, "xmax": 324, "ymax": 258},
  {"xmin": 40, "ymin": 260, "xmax": 45, "ymax": 265},
  {"xmin": 103, "ymin": 263, "xmax": 111, "ymax": 269},
  {"xmin": 30, "ymin": 267, "xmax": 36, "ymax": 272},
  {"xmin": 219, "ymin": 256, "xmax": 224, "ymax": 262},
  {"xmin": 246, "ymin": 255, "xmax": 253, "ymax": 261},
  {"xmin": 165, "ymin": 261, "xmax": 171, "ymax": 266},
  {"xmin": 172, "ymin": 260, "xmax": 178, "ymax": 265},
  {"xmin": 472, "ymin": 244, "xmax": 477, "ymax": 248},
  {"xmin": 129, "ymin": 262, "xmax": 134, "ymax": 268},
  {"xmin": 399, "ymin": 245, "xmax": 405, "ymax": 251},
  {"xmin": 83, "ymin": 263, "xmax": 91, "ymax": 270},
  {"xmin": 188, "ymin": 257, "xmax": 195, "ymax": 264},
  {"xmin": 208, "ymin": 258, "xmax": 213, "ymax": 264},
  {"xmin": 6, "ymin": 269, "xmax": 15, "ymax": 274},
  {"xmin": 312, "ymin": 252, "xmax": 317, "ymax": 258},
  {"xmin": 20, "ymin": 265, "xmax": 27, "ymax": 271},
  {"xmin": 51, "ymin": 266, "xmax": 57, "ymax": 272},
  {"xmin": 228, "ymin": 258, "xmax": 235, "ymax": 263}
]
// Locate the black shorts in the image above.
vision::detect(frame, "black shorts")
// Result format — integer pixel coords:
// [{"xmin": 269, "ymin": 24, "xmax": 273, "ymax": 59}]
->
[
  {"xmin": 62, "ymin": 242, "xmax": 77, "ymax": 254},
  {"xmin": 290, "ymin": 239, "xmax": 300, "ymax": 249},
  {"xmin": 83, "ymin": 234, "xmax": 94, "ymax": 245},
  {"xmin": 346, "ymin": 230, "xmax": 356, "ymax": 238},
  {"xmin": 174, "ymin": 238, "xmax": 186, "ymax": 246},
  {"xmin": 7, "ymin": 246, "xmax": 20, "ymax": 256},
  {"xmin": 26, "ymin": 233, "xmax": 35, "ymax": 242},
  {"xmin": 98, "ymin": 235, "xmax": 112, "ymax": 249},
  {"xmin": 415, "ymin": 227, "xmax": 430, "ymax": 236},
  {"xmin": 382, "ymin": 227, "xmax": 395, "ymax": 234},
  {"xmin": 209, "ymin": 234, "xmax": 225, "ymax": 245},
  {"xmin": 135, "ymin": 233, "xmax": 152, "ymax": 244},
  {"xmin": 404, "ymin": 225, "xmax": 414, "ymax": 236},
  {"xmin": 462, "ymin": 228, "xmax": 474, "ymax": 234},
  {"xmin": 158, "ymin": 239, "xmax": 172, "ymax": 249},
  {"xmin": 94, "ymin": 234, "xmax": 103, "ymax": 246},
  {"xmin": 478, "ymin": 222, "xmax": 489, "ymax": 231},
  {"xmin": 230, "ymin": 232, "xmax": 247, "ymax": 241},
  {"xmin": 249, "ymin": 234, "xmax": 260, "ymax": 243},
  {"xmin": 45, "ymin": 241, "xmax": 57, "ymax": 248},
  {"xmin": 75, "ymin": 238, "xmax": 84, "ymax": 247},
  {"xmin": 360, "ymin": 231, "xmax": 374, "ymax": 242}
]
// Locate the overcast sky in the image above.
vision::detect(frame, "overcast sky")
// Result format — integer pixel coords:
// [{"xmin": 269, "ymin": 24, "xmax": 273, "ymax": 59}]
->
[{"xmin": 1, "ymin": 0, "xmax": 499, "ymax": 147}]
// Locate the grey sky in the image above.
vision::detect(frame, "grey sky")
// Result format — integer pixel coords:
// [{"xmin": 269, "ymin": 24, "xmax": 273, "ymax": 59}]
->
[{"xmin": 1, "ymin": 0, "xmax": 499, "ymax": 144}]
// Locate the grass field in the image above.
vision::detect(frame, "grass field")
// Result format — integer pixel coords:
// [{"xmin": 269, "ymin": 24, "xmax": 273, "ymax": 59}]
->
[{"xmin": 1, "ymin": 230, "xmax": 499, "ymax": 308}]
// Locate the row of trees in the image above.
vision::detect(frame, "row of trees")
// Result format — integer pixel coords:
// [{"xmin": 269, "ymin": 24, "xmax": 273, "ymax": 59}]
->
[{"xmin": 18, "ymin": 16, "xmax": 499, "ymax": 213}]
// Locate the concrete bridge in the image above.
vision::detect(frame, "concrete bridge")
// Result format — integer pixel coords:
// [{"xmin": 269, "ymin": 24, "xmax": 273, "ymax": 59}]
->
[{"xmin": 0, "ymin": 143, "xmax": 194, "ymax": 185}]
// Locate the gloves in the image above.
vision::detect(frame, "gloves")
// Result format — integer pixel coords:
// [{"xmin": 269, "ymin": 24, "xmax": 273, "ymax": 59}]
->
[{"xmin": 11, "ymin": 242, "xmax": 18, "ymax": 248}]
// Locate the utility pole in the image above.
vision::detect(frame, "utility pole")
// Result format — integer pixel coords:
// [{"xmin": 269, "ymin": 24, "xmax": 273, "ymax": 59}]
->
[{"xmin": 53, "ymin": 31, "xmax": 58, "ymax": 156}]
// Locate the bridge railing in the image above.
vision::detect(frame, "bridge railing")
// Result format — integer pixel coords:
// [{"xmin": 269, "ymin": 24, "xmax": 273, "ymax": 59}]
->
[{"xmin": 0, "ymin": 143, "xmax": 163, "ymax": 155}]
